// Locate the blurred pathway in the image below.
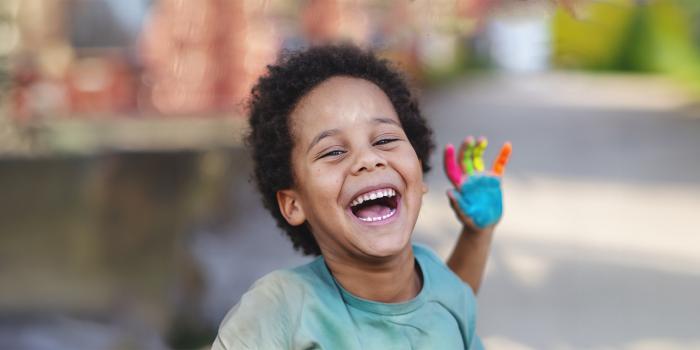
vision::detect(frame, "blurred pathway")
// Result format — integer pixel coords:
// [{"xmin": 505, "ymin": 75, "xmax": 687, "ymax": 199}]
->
[{"xmin": 415, "ymin": 73, "xmax": 700, "ymax": 349}]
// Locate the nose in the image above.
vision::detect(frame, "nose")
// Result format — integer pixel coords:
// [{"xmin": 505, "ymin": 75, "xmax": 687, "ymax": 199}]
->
[{"xmin": 351, "ymin": 146, "xmax": 387, "ymax": 174}]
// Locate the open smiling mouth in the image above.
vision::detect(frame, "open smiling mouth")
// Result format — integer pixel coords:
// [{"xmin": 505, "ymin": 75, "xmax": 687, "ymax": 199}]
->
[{"xmin": 349, "ymin": 188, "xmax": 399, "ymax": 223}]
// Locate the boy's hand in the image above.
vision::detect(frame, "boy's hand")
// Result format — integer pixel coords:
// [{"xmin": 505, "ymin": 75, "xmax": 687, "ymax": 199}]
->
[{"xmin": 443, "ymin": 136, "xmax": 512, "ymax": 232}]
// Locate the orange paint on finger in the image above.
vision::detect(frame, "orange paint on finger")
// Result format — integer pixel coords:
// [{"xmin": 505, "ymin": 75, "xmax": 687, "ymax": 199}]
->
[{"xmin": 492, "ymin": 142, "xmax": 512, "ymax": 176}]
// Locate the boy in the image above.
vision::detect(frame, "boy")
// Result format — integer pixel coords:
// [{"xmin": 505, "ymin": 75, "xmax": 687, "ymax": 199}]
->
[{"xmin": 213, "ymin": 44, "xmax": 511, "ymax": 349}]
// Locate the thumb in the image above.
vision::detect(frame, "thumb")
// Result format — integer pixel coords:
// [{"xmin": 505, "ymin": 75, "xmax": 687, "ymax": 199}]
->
[{"xmin": 447, "ymin": 189, "xmax": 474, "ymax": 226}]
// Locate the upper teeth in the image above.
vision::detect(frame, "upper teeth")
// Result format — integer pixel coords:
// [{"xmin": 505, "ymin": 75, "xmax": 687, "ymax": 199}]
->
[{"xmin": 350, "ymin": 188, "xmax": 396, "ymax": 207}]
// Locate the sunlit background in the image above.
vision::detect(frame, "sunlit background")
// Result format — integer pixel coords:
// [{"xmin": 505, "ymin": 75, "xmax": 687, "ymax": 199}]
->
[{"xmin": 1, "ymin": 0, "xmax": 699, "ymax": 349}]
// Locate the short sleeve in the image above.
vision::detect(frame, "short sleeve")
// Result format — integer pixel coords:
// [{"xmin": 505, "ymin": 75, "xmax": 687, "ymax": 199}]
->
[{"xmin": 212, "ymin": 271, "xmax": 302, "ymax": 350}]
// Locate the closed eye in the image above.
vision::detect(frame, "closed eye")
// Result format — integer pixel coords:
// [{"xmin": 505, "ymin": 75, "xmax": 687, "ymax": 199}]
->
[
  {"xmin": 320, "ymin": 149, "xmax": 346, "ymax": 159},
  {"xmin": 374, "ymin": 138, "xmax": 399, "ymax": 146}
]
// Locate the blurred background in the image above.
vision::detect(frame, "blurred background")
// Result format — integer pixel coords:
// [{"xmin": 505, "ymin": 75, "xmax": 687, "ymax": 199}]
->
[{"xmin": 1, "ymin": 0, "xmax": 699, "ymax": 349}]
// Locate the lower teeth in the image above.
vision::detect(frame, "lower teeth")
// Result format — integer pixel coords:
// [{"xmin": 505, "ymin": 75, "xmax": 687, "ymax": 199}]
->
[{"xmin": 358, "ymin": 208, "xmax": 396, "ymax": 222}]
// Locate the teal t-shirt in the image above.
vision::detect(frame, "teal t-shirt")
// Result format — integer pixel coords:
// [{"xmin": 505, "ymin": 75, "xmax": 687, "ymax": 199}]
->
[{"xmin": 213, "ymin": 243, "xmax": 484, "ymax": 349}]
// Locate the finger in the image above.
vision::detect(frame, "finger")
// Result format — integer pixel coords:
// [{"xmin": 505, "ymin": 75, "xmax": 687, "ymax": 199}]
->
[
  {"xmin": 447, "ymin": 190, "xmax": 464, "ymax": 218},
  {"xmin": 447, "ymin": 190, "xmax": 474, "ymax": 226},
  {"xmin": 473, "ymin": 136, "xmax": 487, "ymax": 172},
  {"xmin": 443, "ymin": 144, "xmax": 463, "ymax": 188},
  {"xmin": 447, "ymin": 189, "xmax": 460, "ymax": 211},
  {"xmin": 492, "ymin": 142, "xmax": 512, "ymax": 176},
  {"xmin": 460, "ymin": 136, "xmax": 476, "ymax": 176},
  {"xmin": 458, "ymin": 136, "xmax": 470, "ymax": 174}
]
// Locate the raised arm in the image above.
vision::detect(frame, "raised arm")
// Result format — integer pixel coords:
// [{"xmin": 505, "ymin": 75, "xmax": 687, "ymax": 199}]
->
[{"xmin": 443, "ymin": 137, "xmax": 512, "ymax": 294}]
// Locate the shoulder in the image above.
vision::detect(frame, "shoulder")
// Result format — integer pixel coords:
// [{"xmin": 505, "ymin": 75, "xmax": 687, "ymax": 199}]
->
[
  {"xmin": 412, "ymin": 242, "xmax": 445, "ymax": 265},
  {"xmin": 213, "ymin": 267, "xmax": 313, "ymax": 349},
  {"xmin": 413, "ymin": 243, "xmax": 482, "ymax": 348},
  {"xmin": 413, "ymin": 242, "xmax": 477, "ymax": 302},
  {"xmin": 413, "ymin": 242, "xmax": 460, "ymax": 283}
]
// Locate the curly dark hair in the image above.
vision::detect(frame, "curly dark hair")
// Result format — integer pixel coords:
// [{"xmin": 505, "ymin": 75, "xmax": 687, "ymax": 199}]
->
[{"xmin": 246, "ymin": 43, "xmax": 434, "ymax": 256}]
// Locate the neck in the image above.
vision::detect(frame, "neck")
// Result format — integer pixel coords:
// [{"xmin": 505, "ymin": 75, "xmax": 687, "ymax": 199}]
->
[{"xmin": 323, "ymin": 246, "xmax": 422, "ymax": 303}]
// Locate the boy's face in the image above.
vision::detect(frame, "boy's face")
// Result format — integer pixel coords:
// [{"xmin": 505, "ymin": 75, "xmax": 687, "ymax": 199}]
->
[{"xmin": 279, "ymin": 76, "xmax": 426, "ymax": 260}]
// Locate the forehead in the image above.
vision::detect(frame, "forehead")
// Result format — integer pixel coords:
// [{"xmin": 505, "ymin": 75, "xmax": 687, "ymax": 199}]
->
[{"xmin": 289, "ymin": 76, "xmax": 399, "ymax": 140}]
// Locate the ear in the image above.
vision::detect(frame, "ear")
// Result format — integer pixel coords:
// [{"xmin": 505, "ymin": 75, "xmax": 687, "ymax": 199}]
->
[
  {"xmin": 277, "ymin": 189, "xmax": 306, "ymax": 226},
  {"xmin": 422, "ymin": 182, "xmax": 429, "ymax": 194}
]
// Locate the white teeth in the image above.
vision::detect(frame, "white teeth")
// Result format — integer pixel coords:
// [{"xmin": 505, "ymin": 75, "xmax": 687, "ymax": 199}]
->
[
  {"xmin": 349, "ymin": 187, "xmax": 397, "ymax": 208},
  {"xmin": 357, "ymin": 208, "xmax": 397, "ymax": 222}
]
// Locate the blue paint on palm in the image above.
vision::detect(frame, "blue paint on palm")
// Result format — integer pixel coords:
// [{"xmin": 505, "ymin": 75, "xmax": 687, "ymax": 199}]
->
[{"xmin": 454, "ymin": 175, "xmax": 503, "ymax": 228}]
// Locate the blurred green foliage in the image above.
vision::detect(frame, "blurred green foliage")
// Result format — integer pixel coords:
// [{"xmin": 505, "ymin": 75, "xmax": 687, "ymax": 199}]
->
[{"xmin": 552, "ymin": 0, "xmax": 700, "ymax": 93}]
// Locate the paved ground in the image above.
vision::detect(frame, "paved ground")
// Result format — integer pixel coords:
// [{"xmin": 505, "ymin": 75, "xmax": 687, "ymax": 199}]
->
[
  {"xmin": 195, "ymin": 73, "xmax": 700, "ymax": 350},
  {"xmin": 421, "ymin": 73, "xmax": 700, "ymax": 350}
]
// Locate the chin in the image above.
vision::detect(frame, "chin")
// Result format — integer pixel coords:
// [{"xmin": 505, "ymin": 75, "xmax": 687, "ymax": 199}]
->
[{"xmin": 357, "ymin": 229, "xmax": 412, "ymax": 258}]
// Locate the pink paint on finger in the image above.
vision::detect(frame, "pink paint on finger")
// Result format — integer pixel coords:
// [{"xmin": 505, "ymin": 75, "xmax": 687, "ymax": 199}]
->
[{"xmin": 443, "ymin": 144, "xmax": 463, "ymax": 188}]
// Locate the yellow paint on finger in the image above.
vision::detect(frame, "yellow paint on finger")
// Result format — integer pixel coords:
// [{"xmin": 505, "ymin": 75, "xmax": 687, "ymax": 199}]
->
[{"xmin": 473, "ymin": 138, "xmax": 487, "ymax": 172}]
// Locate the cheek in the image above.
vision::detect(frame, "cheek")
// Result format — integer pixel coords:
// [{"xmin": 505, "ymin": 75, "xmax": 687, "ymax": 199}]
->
[
  {"xmin": 308, "ymin": 166, "xmax": 344, "ymax": 199},
  {"xmin": 397, "ymin": 149, "xmax": 423, "ymax": 181}
]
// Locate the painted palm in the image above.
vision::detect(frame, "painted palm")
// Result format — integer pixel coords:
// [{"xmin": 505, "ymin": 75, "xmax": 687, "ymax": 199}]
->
[{"xmin": 443, "ymin": 137, "xmax": 512, "ymax": 229}]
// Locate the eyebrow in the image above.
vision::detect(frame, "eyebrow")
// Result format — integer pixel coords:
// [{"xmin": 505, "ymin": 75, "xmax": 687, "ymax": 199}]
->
[
  {"xmin": 372, "ymin": 117, "xmax": 401, "ymax": 127},
  {"xmin": 306, "ymin": 128, "xmax": 340, "ymax": 154},
  {"xmin": 305, "ymin": 117, "xmax": 401, "ymax": 154}
]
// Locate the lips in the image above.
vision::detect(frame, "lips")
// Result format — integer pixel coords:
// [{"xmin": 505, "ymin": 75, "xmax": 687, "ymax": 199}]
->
[{"xmin": 347, "ymin": 185, "xmax": 400, "ymax": 223}]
